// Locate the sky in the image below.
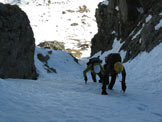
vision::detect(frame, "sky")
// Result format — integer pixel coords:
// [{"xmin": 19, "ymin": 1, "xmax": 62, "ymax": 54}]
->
[{"xmin": 0, "ymin": 0, "xmax": 162, "ymax": 122}]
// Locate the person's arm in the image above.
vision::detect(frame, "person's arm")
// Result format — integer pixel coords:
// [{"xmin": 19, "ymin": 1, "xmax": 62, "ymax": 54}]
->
[
  {"xmin": 121, "ymin": 67, "xmax": 126, "ymax": 92},
  {"xmin": 83, "ymin": 64, "xmax": 92, "ymax": 84}
]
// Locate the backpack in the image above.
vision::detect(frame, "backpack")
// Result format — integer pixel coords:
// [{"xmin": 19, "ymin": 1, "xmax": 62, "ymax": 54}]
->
[
  {"xmin": 105, "ymin": 53, "xmax": 122, "ymax": 68},
  {"xmin": 87, "ymin": 57, "xmax": 102, "ymax": 65}
]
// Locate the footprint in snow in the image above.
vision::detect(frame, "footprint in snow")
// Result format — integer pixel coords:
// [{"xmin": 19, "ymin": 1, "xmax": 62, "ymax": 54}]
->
[
  {"xmin": 136, "ymin": 103, "xmax": 148, "ymax": 111},
  {"xmin": 151, "ymin": 112, "xmax": 162, "ymax": 117}
]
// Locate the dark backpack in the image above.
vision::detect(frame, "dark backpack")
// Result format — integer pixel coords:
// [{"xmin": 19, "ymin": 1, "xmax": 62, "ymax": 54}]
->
[
  {"xmin": 87, "ymin": 57, "xmax": 102, "ymax": 65},
  {"xmin": 105, "ymin": 53, "xmax": 122, "ymax": 68}
]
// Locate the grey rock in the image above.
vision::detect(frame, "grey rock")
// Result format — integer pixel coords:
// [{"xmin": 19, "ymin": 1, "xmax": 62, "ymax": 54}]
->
[
  {"xmin": 0, "ymin": 4, "xmax": 37, "ymax": 79},
  {"xmin": 91, "ymin": 0, "xmax": 162, "ymax": 62}
]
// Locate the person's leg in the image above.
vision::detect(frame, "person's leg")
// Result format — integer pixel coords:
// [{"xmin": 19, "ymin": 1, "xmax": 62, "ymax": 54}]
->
[
  {"xmin": 102, "ymin": 80, "xmax": 108, "ymax": 95},
  {"xmin": 98, "ymin": 72, "xmax": 103, "ymax": 83},
  {"xmin": 108, "ymin": 74, "xmax": 116, "ymax": 90},
  {"xmin": 101, "ymin": 72, "xmax": 109, "ymax": 95},
  {"xmin": 91, "ymin": 72, "xmax": 97, "ymax": 82}
]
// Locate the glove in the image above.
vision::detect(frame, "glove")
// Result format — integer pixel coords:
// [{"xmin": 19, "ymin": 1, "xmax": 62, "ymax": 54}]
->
[
  {"xmin": 122, "ymin": 82, "xmax": 127, "ymax": 92},
  {"xmin": 84, "ymin": 76, "xmax": 87, "ymax": 84}
]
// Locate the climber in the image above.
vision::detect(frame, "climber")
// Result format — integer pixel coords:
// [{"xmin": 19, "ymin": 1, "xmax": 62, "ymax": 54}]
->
[
  {"xmin": 101, "ymin": 53, "xmax": 126, "ymax": 95},
  {"xmin": 83, "ymin": 57, "xmax": 104, "ymax": 84}
]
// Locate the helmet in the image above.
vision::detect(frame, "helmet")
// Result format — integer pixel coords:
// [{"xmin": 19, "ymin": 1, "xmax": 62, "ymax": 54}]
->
[{"xmin": 114, "ymin": 62, "xmax": 123, "ymax": 73}]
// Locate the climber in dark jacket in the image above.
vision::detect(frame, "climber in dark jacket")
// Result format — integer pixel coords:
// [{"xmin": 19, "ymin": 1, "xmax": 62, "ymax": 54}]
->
[
  {"xmin": 83, "ymin": 57, "xmax": 104, "ymax": 84},
  {"xmin": 102, "ymin": 53, "xmax": 126, "ymax": 95}
]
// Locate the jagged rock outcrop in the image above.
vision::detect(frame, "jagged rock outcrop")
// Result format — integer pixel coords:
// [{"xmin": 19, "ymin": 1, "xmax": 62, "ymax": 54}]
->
[
  {"xmin": 91, "ymin": 0, "xmax": 162, "ymax": 62},
  {"xmin": 38, "ymin": 41, "xmax": 79, "ymax": 64},
  {"xmin": 37, "ymin": 52, "xmax": 57, "ymax": 73},
  {"xmin": 0, "ymin": 3, "xmax": 37, "ymax": 79}
]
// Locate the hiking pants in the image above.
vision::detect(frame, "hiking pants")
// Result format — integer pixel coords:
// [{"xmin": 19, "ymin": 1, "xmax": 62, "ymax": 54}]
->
[
  {"xmin": 91, "ymin": 72, "xmax": 103, "ymax": 83},
  {"xmin": 102, "ymin": 74, "xmax": 117, "ymax": 91},
  {"xmin": 108, "ymin": 74, "xmax": 117, "ymax": 89}
]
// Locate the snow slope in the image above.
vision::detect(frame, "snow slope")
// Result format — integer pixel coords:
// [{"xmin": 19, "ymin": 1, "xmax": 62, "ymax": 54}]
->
[
  {"xmin": 0, "ymin": 0, "xmax": 162, "ymax": 122},
  {"xmin": 0, "ymin": 42, "xmax": 162, "ymax": 122}
]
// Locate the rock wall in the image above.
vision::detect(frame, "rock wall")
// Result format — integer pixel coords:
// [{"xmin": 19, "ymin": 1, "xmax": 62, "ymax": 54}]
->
[
  {"xmin": 91, "ymin": 0, "xmax": 162, "ymax": 62},
  {"xmin": 0, "ymin": 3, "xmax": 37, "ymax": 79}
]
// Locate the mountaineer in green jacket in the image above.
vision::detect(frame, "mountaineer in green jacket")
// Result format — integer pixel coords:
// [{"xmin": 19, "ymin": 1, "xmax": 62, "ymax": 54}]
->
[{"xmin": 83, "ymin": 57, "xmax": 104, "ymax": 84}]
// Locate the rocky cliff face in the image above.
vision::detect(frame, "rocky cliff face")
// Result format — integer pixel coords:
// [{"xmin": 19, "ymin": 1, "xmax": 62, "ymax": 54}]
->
[
  {"xmin": 91, "ymin": 0, "xmax": 162, "ymax": 62},
  {"xmin": 0, "ymin": 3, "xmax": 37, "ymax": 79}
]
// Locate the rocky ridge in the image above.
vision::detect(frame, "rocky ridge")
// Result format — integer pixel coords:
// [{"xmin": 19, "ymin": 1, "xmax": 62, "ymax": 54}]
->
[{"xmin": 91, "ymin": 0, "xmax": 162, "ymax": 62}]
